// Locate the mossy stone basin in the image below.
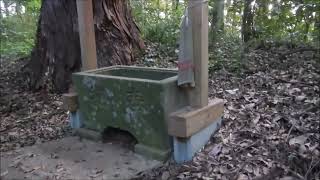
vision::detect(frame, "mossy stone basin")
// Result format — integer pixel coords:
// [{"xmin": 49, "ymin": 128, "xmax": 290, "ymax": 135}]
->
[{"xmin": 72, "ymin": 66, "xmax": 188, "ymax": 160}]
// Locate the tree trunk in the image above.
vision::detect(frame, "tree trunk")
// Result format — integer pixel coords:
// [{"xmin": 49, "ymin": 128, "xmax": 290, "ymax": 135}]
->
[
  {"xmin": 315, "ymin": 11, "xmax": 320, "ymax": 45},
  {"xmin": 211, "ymin": 0, "xmax": 224, "ymax": 41},
  {"xmin": 226, "ymin": 0, "xmax": 231, "ymax": 8},
  {"xmin": 3, "ymin": 0, "xmax": 10, "ymax": 17},
  {"xmin": 172, "ymin": 0, "xmax": 179, "ymax": 10},
  {"xmin": 26, "ymin": 0, "xmax": 145, "ymax": 93},
  {"xmin": 304, "ymin": 21, "xmax": 310, "ymax": 41},
  {"xmin": 0, "ymin": 1, "xmax": 3, "ymax": 19},
  {"xmin": 15, "ymin": 1, "xmax": 22, "ymax": 16},
  {"xmin": 242, "ymin": 0, "xmax": 255, "ymax": 42},
  {"xmin": 255, "ymin": 0, "xmax": 267, "ymax": 39}
]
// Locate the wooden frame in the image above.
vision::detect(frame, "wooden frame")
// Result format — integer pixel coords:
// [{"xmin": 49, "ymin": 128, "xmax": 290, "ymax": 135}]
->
[
  {"xmin": 75, "ymin": 1, "xmax": 209, "ymax": 106},
  {"xmin": 76, "ymin": 1, "xmax": 217, "ymax": 138},
  {"xmin": 168, "ymin": 98, "xmax": 224, "ymax": 138},
  {"xmin": 76, "ymin": 0, "xmax": 97, "ymax": 70}
]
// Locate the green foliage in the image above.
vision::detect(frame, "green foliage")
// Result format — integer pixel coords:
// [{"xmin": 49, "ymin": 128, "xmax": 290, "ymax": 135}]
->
[
  {"xmin": 0, "ymin": 0, "xmax": 318, "ymax": 63},
  {"xmin": 131, "ymin": 0, "xmax": 184, "ymax": 48},
  {"xmin": 0, "ymin": 0, "xmax": 40, "ymax": 59},
  {"xmin": 131, "ymin": 0, "xmax": 319, "ymax": 54},
  {"xmin": 131, "ymin": 0, "xmax": 319, "ymax": 74},
  {"xmin": 252, "ymin": 0, "xmax": 319, "ymax": 43},
  {"xmin": 209, "ymin": 32, "xmax": 245, "ymax": 74}
]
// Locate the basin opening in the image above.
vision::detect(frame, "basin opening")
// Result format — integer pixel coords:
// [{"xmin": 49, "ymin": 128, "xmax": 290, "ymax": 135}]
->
[
  {"xmin": 94, "ymin": 67, "xmax": 177, "ymax": 80},
  {"xmin": 102, "ymin": 127, "xmax": 138, "ymax": 150}
]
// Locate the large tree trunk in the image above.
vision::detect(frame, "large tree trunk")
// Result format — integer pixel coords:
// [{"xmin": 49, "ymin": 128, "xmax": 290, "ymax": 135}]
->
[{"xmin": 26, "ymin": 0, "xmax": 144, "ymax": 93}]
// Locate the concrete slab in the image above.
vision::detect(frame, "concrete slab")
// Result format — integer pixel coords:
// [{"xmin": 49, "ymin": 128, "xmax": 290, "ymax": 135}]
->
[{"xmin": 0, "ymin": 136, "xmax": 161, "ymax": 180}]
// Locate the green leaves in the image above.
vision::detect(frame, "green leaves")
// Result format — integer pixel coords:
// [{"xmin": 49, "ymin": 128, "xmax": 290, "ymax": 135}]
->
[
  {"xmin": 131, "ymin": 0, "xmax": 184, "ymax": 48},
  {"xmin": 0, "ymin": 0, "xmax": 40, "ymax": 59}
]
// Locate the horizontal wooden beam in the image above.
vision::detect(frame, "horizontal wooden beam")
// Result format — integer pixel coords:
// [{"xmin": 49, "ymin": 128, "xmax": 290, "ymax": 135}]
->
[{"xmin": 168, "ymin": 98, "xmax": 224, "ymax": 138}]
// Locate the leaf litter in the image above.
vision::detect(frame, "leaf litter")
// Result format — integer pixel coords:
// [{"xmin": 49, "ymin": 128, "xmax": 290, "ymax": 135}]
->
[
  {"xmin": 136, "ymin": 46, "xmax": 320, "ymax": 179},
  {"xmin": 0, "ymin": 58, "xmax": 69, "ymax": 152},
  {"xmin": 1, "ymin": 46, "xmax": 319, "ymax": 179}
]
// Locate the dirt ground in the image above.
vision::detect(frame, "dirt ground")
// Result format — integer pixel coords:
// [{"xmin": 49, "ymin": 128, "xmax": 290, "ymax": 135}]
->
[{"xmin": 0, "ymin": 136, "xmax": 160, "ymax": 180}]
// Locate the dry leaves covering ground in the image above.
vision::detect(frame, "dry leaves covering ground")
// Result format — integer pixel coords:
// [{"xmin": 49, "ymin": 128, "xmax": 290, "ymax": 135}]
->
[
  {"xmin": 0, "ymin": 47, "xmax": 319, "ymax": 180},
  {"xmin": 0, "ymin": 58, "xmax": 69, "ymax": 152},
  {"xmin": 137, "ymin": 47, "xmax": 320, "ymax": 180}
]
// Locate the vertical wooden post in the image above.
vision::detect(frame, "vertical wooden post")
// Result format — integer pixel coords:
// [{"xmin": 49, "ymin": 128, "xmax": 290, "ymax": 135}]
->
[
  {"xmin": 189, "ymin": 0, "xmax": 209, "ymax": 108},
  {"xmin": 76, "ymin": 0, "xmax": 97, "ymax": 71}
]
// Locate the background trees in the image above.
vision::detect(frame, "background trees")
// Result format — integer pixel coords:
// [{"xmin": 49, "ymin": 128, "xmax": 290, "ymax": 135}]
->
[
  {"xmin": 1, "ymin": 0, "xmax": 319, "ymax": 55},
  {"xmin": 0, "ymin": 0, "xmax": 40, "ymax": 58}
]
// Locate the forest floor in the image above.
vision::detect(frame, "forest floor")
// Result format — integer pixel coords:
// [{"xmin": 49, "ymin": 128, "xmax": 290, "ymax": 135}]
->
[
  {"xmin": 136, "ymin": 46, "xmax": 320, "ymax": 180},
  {"xmin": 0, "ymin": 46, "xmax": 319, "ymax": 180}
]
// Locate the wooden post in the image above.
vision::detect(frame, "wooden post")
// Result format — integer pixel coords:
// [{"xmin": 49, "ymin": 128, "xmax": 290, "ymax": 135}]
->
[
  {"xmin": 76, "ymin": 0, "xmax": 97, "ymax": 70},
  {"xmin": 169, "ymin": 1, "xmax": 223, "ymax": 163},
  {"xmin": 189, "ymin": 0, "xmax": 209, "ymax": 108}
]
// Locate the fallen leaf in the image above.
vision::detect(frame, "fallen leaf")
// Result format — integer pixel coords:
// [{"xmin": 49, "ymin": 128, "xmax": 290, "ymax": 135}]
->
[
  {"xmin": 0, "ymin": 169, "xmax": 8, "ymax": 177},
  {"xmin": 289, "ymin": 135, "xmax": 308, "ymax": 146},
  {"xmin": 209, "ymin": 144, "xmax": 222, "ymax": 156},
  {"xmin": 237, "ymin": 173, "xmax": 248, "ymax": 180},
  {"xmin": 88, "ymin": 169, "xmax": 103, "ymax": 178},
  {"xmin": 161, "ymin": 171, "xmax": 170, "ymax": 180},
  {"xmin": 226, "ymin": 89, "xmax": 239, "ymax": 95},
  {"xmin": 279, "ymin": 176, "xmax": 297, "ymax": 180},
  {"xmin": 295, "ymin": 95, "xmax": 306, "ymax": 101},
  {"xmin": 20, "ymin": 165, "xmax": 34, "ymax": 173},
  {"xmin": 253, "ymin": 114, "xmax": 261, "ymax": 124}
]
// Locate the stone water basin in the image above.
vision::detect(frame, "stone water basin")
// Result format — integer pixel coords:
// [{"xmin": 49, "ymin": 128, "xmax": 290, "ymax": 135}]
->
[{"xmin": 72, "ymin": 66, "xmax": 188, "ymax": 160}]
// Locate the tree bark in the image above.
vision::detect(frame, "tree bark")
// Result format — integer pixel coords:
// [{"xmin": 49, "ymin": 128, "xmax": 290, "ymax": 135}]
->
[
  {"xmin": 26, "ymin": 0, "xmax": 145, "ymax": 93},
  {"xmin": 172, "ymin": 0, "xmax": 179, "ymax": 10},
  {"xmin": 255, "ymin": 0, "xmax": 267, "ymax": 39},
  {"xmin": 315, "ymin": 11, "xmax": 320, "ymax": 44},
  {"xmin": 15, "ymin": 1, "xmax": 22, "ymax": 16},
  {"xmin": 242, "ymin": 0, "xmax": 255, "ymax": 42},
  {"xmin": 226, "ymin": 0, "xmax": 231, "ymax": 8},
  {"xmin": 3, "ymin": 0, "xmax": 10, "ymax": 17},
  {"xmin": 211, "ymin": 0, "xmax": 224, "ymax": 41},
  {"xmin": 0, "ymin": 1, "xmax": 3, "ymax": 19}
]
